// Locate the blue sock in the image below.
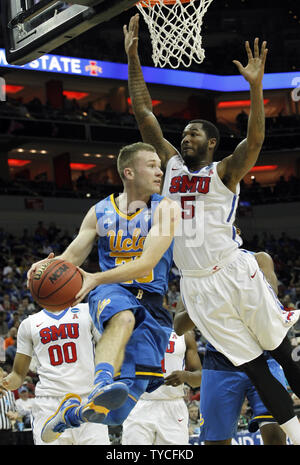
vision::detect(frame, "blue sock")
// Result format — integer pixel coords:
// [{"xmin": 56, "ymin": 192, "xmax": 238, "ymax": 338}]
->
[
  {"xmin": 64, "ymin": 406, "xmax": 83, "ymax": 427},
  {"xmin": 94, "ymin": 362, "xmax": 114, "ymax": 385}
]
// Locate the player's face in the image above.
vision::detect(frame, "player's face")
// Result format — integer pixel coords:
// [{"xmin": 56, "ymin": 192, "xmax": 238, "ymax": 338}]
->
[
  {"xmin": 133, "ymin": 151, "xmax": 163, "ymax": 194},
  {"xmin": 189, "ymin": 406, "xmax": 199, "ymax": 421},
  {"xmin": 181, "ymin": 123, "xmax": 209, "ymax": 163}
]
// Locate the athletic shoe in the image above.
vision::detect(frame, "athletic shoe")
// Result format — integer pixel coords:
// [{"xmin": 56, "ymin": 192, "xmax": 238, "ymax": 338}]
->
[
  {"xmin": 41, "ymin": 393, "xmax": 81, "ymax": 443},
  {"xmin": 81, "ymin": 381, "xmax": 129, "ymax": 423}
]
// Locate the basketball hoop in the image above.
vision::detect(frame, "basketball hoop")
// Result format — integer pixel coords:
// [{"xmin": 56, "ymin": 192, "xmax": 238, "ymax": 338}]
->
[{"xmin": 135, "ymin": 0, "xmax": 214, "ymax": 69}]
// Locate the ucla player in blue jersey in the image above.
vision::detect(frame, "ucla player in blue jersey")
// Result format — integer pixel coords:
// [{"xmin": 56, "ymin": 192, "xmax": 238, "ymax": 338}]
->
[
  {"xmin": 27, "ymin": 142, "xmax": 181, "ymax": 443},
  {"xmin": 175, "ymin": 251, "xmax": 287, "ymax": 445}
]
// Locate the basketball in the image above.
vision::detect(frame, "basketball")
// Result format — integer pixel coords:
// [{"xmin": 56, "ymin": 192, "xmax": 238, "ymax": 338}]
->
[{"xmin": 29, "ymin": 259, "xmax": 83, "ymax": 311}]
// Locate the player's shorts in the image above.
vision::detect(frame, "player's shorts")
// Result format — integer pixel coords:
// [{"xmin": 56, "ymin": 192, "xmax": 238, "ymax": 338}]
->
[
  {"xmin": 199, "ymin": 351, "xmax": 287, "ymax": 442},
  {"xmin": 180, "ymin": 249, "xmax": 299, "ymax": 366},
  {"xmin": 32, "ymin": 396, "xmax": 110, "ymax": 445},
  {"xmin": 122, "ymin": 397, "xmax": 189, "ymax": 445},
  {"xmin": 89, "ymin": 284, "xmax": 172, "ymax": 392}
]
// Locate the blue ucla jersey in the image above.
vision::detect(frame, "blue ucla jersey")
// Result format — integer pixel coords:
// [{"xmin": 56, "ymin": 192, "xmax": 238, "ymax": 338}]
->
[{"xmin": 94, "ymin": 193, "xmax": 173, "ymax": 295}]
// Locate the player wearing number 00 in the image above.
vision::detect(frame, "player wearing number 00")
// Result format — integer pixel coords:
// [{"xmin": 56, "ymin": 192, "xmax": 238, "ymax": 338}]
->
[
  {"xmin": 0, "ymin": 303, "xmax": 110, "ymax": 445},
  {"xmin": 125, "ymin": 14, "xmax": 300, "ymax": 444},
  {"xmin": 27, "ymin": 142, "xmax": 181, "ymax": 442}
]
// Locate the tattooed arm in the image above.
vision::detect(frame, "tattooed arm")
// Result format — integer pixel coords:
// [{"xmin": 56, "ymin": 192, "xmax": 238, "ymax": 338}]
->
[
  {"xmin": 124, "ymin": 14, "xmax": 178, "ymax": 167},
  {"xmin": 217, "ymin": 38, "xmax": 268, "ymax": 193}
]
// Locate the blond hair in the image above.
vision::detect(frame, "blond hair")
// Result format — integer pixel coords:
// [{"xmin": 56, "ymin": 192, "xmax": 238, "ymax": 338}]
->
[{"xmin": 117, "ymin": 142, "xmax": 156, "ymax": 181}]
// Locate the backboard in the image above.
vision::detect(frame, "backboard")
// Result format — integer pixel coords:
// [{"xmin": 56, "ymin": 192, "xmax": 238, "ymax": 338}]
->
[{"xmin": 1, "ymin": 0, "xmax": 137, "ymax": 66}]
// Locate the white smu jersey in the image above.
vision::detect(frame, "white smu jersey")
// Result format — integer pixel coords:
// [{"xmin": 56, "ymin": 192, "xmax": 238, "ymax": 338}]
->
[
  {"xmin": 162, "ymin": 156, "xmax": 243, "ymax": 270},
  {"xmin": 141, "ymin": 331, "xmax": 186, "ymax": 401},
  {"xmin": 17, "ymin": 303, "xmax": 100, "ymax": 398}
]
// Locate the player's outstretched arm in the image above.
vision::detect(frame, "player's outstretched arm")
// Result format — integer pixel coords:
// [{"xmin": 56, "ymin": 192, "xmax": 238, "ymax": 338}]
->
[
  {"xmin": 164, "ymin": 331, "xmax": 202, "ymax": 388},
  {"xmin": 27, "ymin": 206, "xmax": 97, "ymax": 286},
  {"xmin": 124, "ymin": 14, "xmax": 178, "ymax": 167},
  {"xmin": 217, "ymin": 38, "xmax": 268, "ymax": 192},
  {"xmin": 72, "ymin": 198, "xmax": 181, "ymax": 305}
]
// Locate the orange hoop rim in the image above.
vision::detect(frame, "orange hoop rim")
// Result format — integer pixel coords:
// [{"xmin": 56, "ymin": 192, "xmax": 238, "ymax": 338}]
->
[{"xmin": 137, "ymin": 0, "xmax": 192, "ymax": 6}]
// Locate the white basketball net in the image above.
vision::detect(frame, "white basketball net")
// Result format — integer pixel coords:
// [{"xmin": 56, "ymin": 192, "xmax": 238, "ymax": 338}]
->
[{"xmin": 136, "ymin": 0, "xmax": 214, "ymax": 69}]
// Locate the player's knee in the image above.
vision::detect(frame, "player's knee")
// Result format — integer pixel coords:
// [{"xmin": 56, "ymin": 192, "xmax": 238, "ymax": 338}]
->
[
  {"xmin": 240, "ymin": 354, "xmax": 270, "ymax": 383},
  {"xmin": 111, "ymin": 310, "xmax": 135, "ymax": 330}
]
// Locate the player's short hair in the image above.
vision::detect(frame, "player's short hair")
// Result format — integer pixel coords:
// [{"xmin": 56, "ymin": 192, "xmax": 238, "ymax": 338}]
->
[
  {"xmin": 188, "ymin": 119, "xmax": 220, "ymax": 153},
  {"xmin": 117, "ymin": 142, "xmax": 156, "ymax": 181}
]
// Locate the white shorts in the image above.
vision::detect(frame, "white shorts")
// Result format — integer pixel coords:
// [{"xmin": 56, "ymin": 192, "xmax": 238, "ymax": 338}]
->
[
  {"xmin": 180, "ymin": 250, "xmax": 299, "ymax": 366},
  {"xmin": 122, "ymin": 397, "xmax": 189, "ymax": 445},
  {"xmin": 31, "ymin": 396, "xmax": 110, "ymax": 445}
]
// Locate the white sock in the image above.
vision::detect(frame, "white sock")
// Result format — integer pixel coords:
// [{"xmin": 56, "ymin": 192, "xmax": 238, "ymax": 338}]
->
[{"xmin": 280, "ymin": 416, "xmax": 300, "ymax": 445}]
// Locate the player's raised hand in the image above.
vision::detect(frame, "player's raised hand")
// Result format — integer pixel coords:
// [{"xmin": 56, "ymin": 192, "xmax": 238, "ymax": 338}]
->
[
  {"xmin": 26, "ymin": 252, "xmax": 55, "ymax": 288},
  {"xmin": 233, "ymin": 38, "xmax": 268, "ymax": 86},
  {"xmin": 124, "ymin": 13, "xmax": 139, "ymax": 57}
]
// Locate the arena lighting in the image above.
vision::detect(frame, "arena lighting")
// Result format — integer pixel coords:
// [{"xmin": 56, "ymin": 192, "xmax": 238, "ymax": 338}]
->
[
  {"xmin": 250, "ymin": 165, "xmax": 278, "ymax": 172},
  {"xmin": 127, "ymin": 97, "xmax": 162, "ymax": 107},
  {"xmin": 63, "ymin": 90, "xmax": 89, "ymax": 100},
  {"xmin": 5, "ymin": 84, "xmax": 24, "ymax": 94},
  {"xmin": 8, "ymin": 159, "xmax": 31, "ymax": 167},
  {"xmin": 217, "ymin": 99, "xmax": 270, "ymax": 108},
  {"xmin": 69, "ymin": 163, "xmax": 96, "ymax": 171},
  {"xmin": 0, "ymin": 48, "xmax": 300, "ymax": 91}
]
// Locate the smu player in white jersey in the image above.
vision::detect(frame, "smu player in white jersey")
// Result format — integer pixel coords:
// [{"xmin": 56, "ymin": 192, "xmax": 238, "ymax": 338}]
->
[
  {"xmin": 122, "ymin": 329, "xmax": 201, "ymax": 445},
  {"xmin": 125, "ymin": 14, "xmax": 300, "ymax": 444},
  {"xmin": 0, "ymin": 303, "xmax": 110, "ymax": 445}
]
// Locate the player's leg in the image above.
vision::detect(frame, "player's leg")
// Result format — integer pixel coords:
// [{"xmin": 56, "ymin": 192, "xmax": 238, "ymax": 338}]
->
[
  {"xmin": 246, "ymin": 357, "xmax": 287, "ymax": 445},
  {"xmin": 79, "ymin": 309, "xmax": 135, "ymax": 423},
  {"xmin": 94, "ymin": 309, "xmax": 135, "ymax": 373},
  {"xmin": 199, "ymin": 354, "xmax": 247, "ymax": 445},
  {"xmin": 241, "ymin": 353, "xmax": 300, "ymax": 444},
  {"xmin": 270, "ymin": 335, "xmax": 300, "ymax": 401},
  {"xmin": 103, "ymin": 378, "xmax": 149, "ymax": 426},
  {"xmin": 32, "ymin": 397, "xmax": 74, "ymax": 445},
  {"xmin": 122, "ymin": 399, "xmax": 156, "ymax": 445},
  {"xmin": 72, "ymin": 422, "xmax": 111, "ymax": 445},
  {"xmin": 80, "ymin": 285, "xmax": 140, "ymax": 423},
  {"xmin": 259, "ymin": 423, "xmax": 287, "ymax": 445},
  {"xmin": 154, "ymin": 398, "xmax": 189, "ymax": 445}
]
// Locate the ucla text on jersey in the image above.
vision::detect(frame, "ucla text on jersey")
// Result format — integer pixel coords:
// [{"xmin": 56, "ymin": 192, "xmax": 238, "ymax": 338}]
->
[{"xmin": 94, "ymin": 193, "xmax": 173, "ymax": 294}]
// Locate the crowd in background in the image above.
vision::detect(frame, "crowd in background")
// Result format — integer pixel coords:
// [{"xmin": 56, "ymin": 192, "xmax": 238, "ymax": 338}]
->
[
  {"xmin": 1, "ymin": 95, "xmax": 300, "ymax": 204},
  {"xmin": 0, "ymin": 220, "xmax": 300, "ymax": 444},
  {"xmin": 1, "ymin": 94, "xmax": 300, "ymax": 139}
]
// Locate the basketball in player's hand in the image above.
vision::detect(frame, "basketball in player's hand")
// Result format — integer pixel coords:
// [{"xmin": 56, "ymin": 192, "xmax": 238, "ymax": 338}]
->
[{"xmin": 29, "ymin": 259, "xmax": 83, "ymax": 311}]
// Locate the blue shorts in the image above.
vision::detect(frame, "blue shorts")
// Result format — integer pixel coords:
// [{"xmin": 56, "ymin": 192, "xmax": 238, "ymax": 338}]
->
[
  {"xmin": 199, "ymin": 351, "xmax": 287, "ymax": 442},
  {"xmin": 88, "ymin": 284, "xmax": 172, "ymax": 393}
]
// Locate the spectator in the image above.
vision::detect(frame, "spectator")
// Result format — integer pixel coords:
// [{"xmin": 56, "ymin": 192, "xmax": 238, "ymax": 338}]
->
[
  {"xmin": 76, "ymin": 171, "xmax": 89, "ymax": 191},
  {"xmin": 15, "ymin": 386, "xmax": 34, "ymax": 430},
  {"xmin": 188, "ymin": 401, "xmax": 201, "ymax": 437},
  {"xmin": 0, "ymin": 310, "xmax": 9, "ymax": 337},
  {"xmin": 3, "ymin": 259, "xmax": 14, "ymax": 277},
  {"xmin": 34, "ymin": 221, "xmax": 48, "ymax": 242},
  {"xmin": 4, "ymin": 327, "xmax": 17, "ymax": 350},
  {"xmin": 5, "ymin": 330, "xmax": 17, "ymax": 365},
  {"xmin": 8, "ymin": 312, "xmax": 21, "ymax": 331},
  {"xmin": 0, "ymin": 369, "xmax": 21, "ymax": 445},
  {"xmin": 21, "ymin": 296, "xmax": 36, "ymax": 317},
  {"xmin": 167, "ymin": 282, "xmax": 180, "ymax": 311}
]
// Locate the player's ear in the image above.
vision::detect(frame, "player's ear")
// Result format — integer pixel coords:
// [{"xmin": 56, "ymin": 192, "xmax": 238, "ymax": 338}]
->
[
  {"xmin": 124, "ymin": 167, "xmax": 134, "ymax": 180},
  {"xmin": 208, "ymin": 138, "xmax": 217, "ymax": 150}
]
